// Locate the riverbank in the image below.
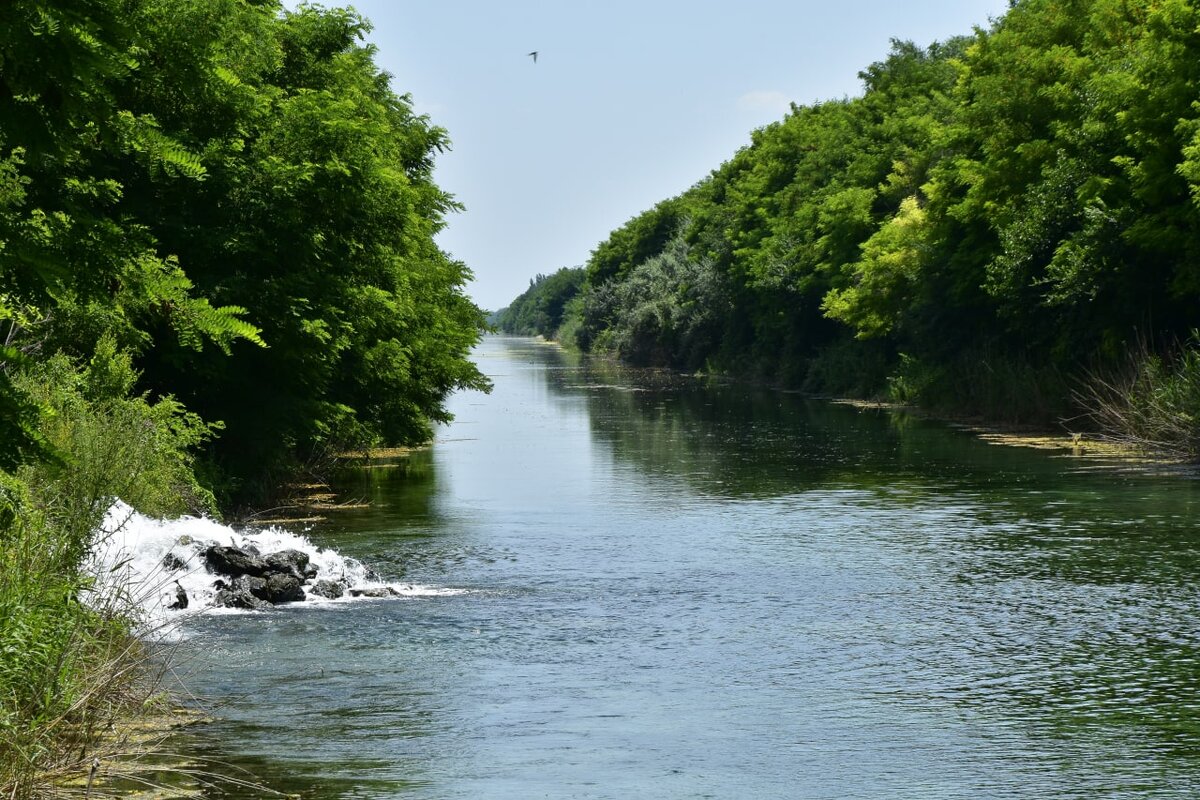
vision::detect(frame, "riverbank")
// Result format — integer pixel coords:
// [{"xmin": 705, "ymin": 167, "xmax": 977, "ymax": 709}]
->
[
  {"xmin": 532, "ymin": 334, "xmax": 1186, "ymax": 473},
  {"xmin": 55, "ymin": 706, "xmax": 211, "ymax": 799},
  {"xmin": 824, "ymin": 397, "xmax": 1183, "ymax": 469}
]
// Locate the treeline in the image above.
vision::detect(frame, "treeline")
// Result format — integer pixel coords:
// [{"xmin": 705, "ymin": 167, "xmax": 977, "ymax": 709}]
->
[
  {"xmin": 512, "ymin": 0, "xmax": 1200, "ymax": 445},
  {"xmin": 1, "ymin": 0, "xmax": 487, "ymax": 505},
  {"xmin": 0, "ymin": 1, "xmax": 484, "ymax": 793},
  {"xmin": 493, "ymin": 267, "xmax": 586, "ymax": 339}
]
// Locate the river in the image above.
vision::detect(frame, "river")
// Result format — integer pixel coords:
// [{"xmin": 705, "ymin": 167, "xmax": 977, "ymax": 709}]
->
[{"xmin": 169, "ymin": 335, "xmax": 1200, "ymax": 798}]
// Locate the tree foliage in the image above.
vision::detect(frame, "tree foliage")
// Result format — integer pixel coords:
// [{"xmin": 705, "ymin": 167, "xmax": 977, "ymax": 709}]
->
[
  {"xmin": 0, "ymin": 0, "xmax": 488, "ymax": 505},
  {"xmin": 528, "ymin": 1, "xmax": 1200, "ymax": 429},
  {"xmin": 1, "ymin": 1, "xmax": 488, "ymax": 781},
  {"xmin": 494, "ymin": 267, "xmax": 586, "ymax": 339}
]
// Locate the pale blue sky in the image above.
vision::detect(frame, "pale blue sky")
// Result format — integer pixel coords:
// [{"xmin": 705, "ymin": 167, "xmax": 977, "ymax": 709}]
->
[{"xmin": 317, "ymin": 1, "xmax": 1011, "ymax": 310}]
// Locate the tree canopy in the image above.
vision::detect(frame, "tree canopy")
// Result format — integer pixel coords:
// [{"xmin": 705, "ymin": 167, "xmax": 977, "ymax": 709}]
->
[
  {"xmin": 0, "ymin": 0, "xmax": 488, "ymax": 504},
  {"xmin": 524, "ymin": 0, "xmax": 1200, "ymax": 426}
]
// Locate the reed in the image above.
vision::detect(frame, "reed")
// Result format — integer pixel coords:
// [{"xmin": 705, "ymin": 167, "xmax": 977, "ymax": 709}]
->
[{"xmin": 1074, "ymin": 334, "xmax": 1200, "ymax": 460}]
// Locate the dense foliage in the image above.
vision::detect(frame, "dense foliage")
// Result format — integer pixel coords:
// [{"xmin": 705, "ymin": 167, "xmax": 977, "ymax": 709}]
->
[
  {"xmin": 492, "ymin": 267, "xmax": 586, "ymax": 339},
  {"xmin": 0, "ymin": 0, "xmax": 487, "ymax": 502},
  {"xmin": 0, "ymin": 1, "xmax": 486, "ymax": 791},
  {"xmin": 520, "ymin": 0, "xmax": 1200, "ymax": 435}
]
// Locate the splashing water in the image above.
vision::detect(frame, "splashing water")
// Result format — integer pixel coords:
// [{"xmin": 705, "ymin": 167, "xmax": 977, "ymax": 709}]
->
[{"xmin": 87, "ymin": 501, "xmax": 464, "ymax": 635}]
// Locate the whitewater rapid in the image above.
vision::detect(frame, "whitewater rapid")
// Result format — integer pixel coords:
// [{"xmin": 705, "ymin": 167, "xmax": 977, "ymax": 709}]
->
[{"xmin": 87, "ymin": 501, "xmax": 464, "ymax": 635}]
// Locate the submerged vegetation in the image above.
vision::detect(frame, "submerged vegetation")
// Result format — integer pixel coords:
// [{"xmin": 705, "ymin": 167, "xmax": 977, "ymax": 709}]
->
[
  {"xmin": 504, "ymin": 0, "xmax": 1200, "ymax": 455},
  {"xmin": 0, "ymin": 0, "xmax": 485, "ymax": 793}
]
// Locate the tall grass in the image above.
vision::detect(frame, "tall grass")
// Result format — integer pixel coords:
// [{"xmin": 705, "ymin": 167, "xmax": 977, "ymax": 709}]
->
[
  {"xmin": 1075, "ymin": 334, "xmax": 1200, "ymax": 459},
  {"xmin": 0, "ymin": 339, "xmax": 218, "ymax": 798},
  {"xmin": 883, "ymin": 349, "xmax": 1071, "ymax": 425}
]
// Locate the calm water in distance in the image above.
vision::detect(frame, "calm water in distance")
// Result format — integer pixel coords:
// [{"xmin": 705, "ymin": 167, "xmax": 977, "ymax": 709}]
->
[{"xmin": 176, "ymin": 335, "xmax": 1200, "ymax": 799}]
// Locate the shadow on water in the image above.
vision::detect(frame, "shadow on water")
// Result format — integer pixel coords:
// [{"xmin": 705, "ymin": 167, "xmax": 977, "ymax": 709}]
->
[
  {"xmin": 532, "ymin": 341, "xmax": 1200, "ymax": 573},
  {"xmin": 537, "ymin": 343, "xmax": 1093, "ymax": 494},
  {"xmin": 325, "ymin": 449, "xmax": 441, "ymax": 535}
]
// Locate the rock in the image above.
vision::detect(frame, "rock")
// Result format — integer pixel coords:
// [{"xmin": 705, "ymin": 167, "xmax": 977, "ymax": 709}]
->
[
  {"xmin": 261, "ymin": 573, "xmax": 306, "ymax": 603},
  {"xmin": 309, "ymin": 580, "xmax": 344, "ymax": 600},
  {"xmin": 205, "ymin": 545, "xmax": 268, "ymax": 577},
  {"xmin": 234, "ymin": 574, "xmax": 267, "ymax": 598},
  {"xmin": 212, "ymin": 584, "xmax": 270, "ymax": 610},
  {"xmin": 167, "ymin": 582, "xmax": 188, "ymax": 610},
  {"xmin": 161, "ymin": 552, "xmax": 189, "ymax": 572},
  {"xmin": 241, "ymin": 542, "xmax": 261, "ymax": 556},
  {"xmin": 264, "ymin": 549, "xmax": 316, "ymax": 580},
  {"xmin": 348, "ymin": 586, "xmax": 398, "ymax": 598}
]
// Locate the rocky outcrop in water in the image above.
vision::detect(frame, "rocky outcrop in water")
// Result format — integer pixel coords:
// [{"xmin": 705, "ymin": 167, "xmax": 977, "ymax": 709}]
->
[
  {"xmin": 264, "ymin": 549, "xmax": 318, "ymax": 581},
  {"xmin": 309, "ymin": 579, "xmax": 345, "ymax": 600},
  {"xmin": 212, "ymin": 576, "xmax": 270, "ymax": 610},
  {"xmin": 161, "ymin": 552, "xmax": 189, "ymax": 572},
  {"xmin": 201, "ymin": 543, "xmax": 335, "ymax": 609},
  {"xmin": 205, "ymin": 545, "xmax": 269, "ymax": 577},
  {"xmin": 167, "ymin": 582, "xmax": 188, "ymax": 610},
  {"xmin": 349, "ymin": 586, "xmax": 401, "ymax": 598}
]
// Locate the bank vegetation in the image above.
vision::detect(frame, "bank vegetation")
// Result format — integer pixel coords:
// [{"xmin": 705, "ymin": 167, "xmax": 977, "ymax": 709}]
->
[
  {"xmin": 495, "ymin": 0, "xmax": 1200, "ymax": 457},
  {"xmin": 0, "ymin": 1, "xmax": 486, "ymax": 794}
]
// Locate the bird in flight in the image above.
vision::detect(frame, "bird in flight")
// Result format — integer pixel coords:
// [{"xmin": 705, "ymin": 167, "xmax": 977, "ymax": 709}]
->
[{"xmin": 528, "ymin": 51, "xmax": 538, "ymax": 63}]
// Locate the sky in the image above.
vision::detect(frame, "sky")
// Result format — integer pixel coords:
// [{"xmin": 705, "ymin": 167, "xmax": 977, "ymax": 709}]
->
[{"xmin": 309, "ymin": 0, "xmax": 1012, "ymax": 311}]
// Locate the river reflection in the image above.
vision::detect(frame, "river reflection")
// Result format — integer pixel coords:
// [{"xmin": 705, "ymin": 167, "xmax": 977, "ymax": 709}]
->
[{"xmin": 172, "ymin": 336, "xmax": 1200, "ymax": 799}]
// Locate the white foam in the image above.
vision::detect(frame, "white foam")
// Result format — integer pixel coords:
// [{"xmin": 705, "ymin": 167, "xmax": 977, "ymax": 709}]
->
[{"xmin": 86, "ymin": 501, "xmax": 462, "ymax": 636}]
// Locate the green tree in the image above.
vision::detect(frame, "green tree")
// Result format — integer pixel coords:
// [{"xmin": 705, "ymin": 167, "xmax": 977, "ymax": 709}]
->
[
  {"xmin": 495, "ymin": 267, "xmax": 586, "ymax": 338},
  {"xmin": 127, "ymin": 2, "xmax": 487, "ymax": 498}
]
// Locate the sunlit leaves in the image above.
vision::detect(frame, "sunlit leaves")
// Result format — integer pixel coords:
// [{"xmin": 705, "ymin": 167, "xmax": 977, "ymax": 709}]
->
[
  {"xmin": 823, "ymin": 196, "xmax": 930, "ymax": 339},
  {"xmin": 564, "ymin": 0, "xmax": 1200, "ymax": 406}
]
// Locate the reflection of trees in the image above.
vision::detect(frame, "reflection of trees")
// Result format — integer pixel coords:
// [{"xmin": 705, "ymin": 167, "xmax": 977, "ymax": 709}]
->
[
  {"xmin": 513, "ymin": 335, "xmax": 1200, "ymax": 580},
  {"xmin": 540, "ymin": 347, "xmax": 1063, "ymax": 499},
  {"xmin": 323, "ymin": 448, "xmax": 440, "ymax": 536},
  {"xmin": 587, "ymin": 358, "xmax": 1200, "ymax": 580}
]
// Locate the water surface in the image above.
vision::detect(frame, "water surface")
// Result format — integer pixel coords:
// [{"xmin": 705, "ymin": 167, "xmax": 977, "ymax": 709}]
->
[{"xmin": 176, "ymin": 335, "xmax": 1200, "ymax": 798}]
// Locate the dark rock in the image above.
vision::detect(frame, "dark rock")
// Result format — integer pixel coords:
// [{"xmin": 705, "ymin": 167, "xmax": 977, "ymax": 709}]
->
[
  {"xmin": 212, "ymin": 585, "xmax": 269, "ymax": 610},
  {"xmin": 233, "ymin": 573, "xmax": 304, "ymax": 604},
  {"xmin": 349, "ymin": 586, "xmax": 398, "ymax": 598},
  {"xmin": 205, "ymin": 545, "xmax": 268, "ymax": 577},
  {"xmin": 262, "ymin": 573, "xmax": 306, "ymax": 603},
  {"xmin": 160, "ymin": 552, "xmax": 189, "ymax": 572},
  {"xmin": 264, "ymin": 549, "xmax": 315, "ymax": 581},
  {"xmin": 309, "ymin": 580, "xmax": 344, "ymax": 600},
  {"xmin": 167, "ymin": 582, "xmax": 188, "ymax": 610},
  {"xmin": 241, "ymin": 542, "xmax": 261, "ymax": 556},
  {"xmin": 233, "ymin": 574, "xmax": 267, "ymax": 598}
]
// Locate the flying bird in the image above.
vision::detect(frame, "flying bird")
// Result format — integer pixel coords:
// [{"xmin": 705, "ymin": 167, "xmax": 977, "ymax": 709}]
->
[{"xmin": 528, "ymin": 51, "xmax": 538, "ymax": 63}]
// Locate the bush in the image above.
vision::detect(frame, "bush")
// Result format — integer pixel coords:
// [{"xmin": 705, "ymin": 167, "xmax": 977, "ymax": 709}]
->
[
  {"xmin": 802, "ymin": 336, "xmax": 895, "ymax": 398},
  {"xmin": 886, "ymin": 350, "xmax": 1070, "ymax": 424},
  {"xmin": 493, "ymin": 267, "xmax": 586, "ymax": 338},
  {"xmin": 578, "ymin": 229, "xmax": 731, "ymax": 370}
]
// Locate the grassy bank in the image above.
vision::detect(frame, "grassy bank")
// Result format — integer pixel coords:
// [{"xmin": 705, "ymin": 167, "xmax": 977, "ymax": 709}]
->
[{"xmin": 0, "ymin": 344, "xmax": 215, "ymax": 798}]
